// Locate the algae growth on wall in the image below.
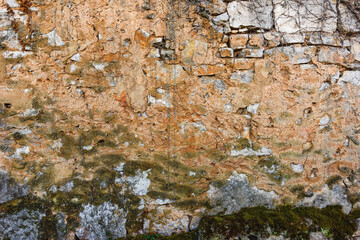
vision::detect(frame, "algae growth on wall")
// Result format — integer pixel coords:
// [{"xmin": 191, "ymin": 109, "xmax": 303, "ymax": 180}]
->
[{"xmin": 0, "ymin": 0, "xmax": 360, "ymax": 239}]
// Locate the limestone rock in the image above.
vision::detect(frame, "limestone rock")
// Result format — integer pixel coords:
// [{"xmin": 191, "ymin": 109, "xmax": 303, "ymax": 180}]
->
[
  {"xmin": 351, "ymin": 40, "xmax": 360, "ymax": 61},
  {"xmin": 76, "ymin": 202, "xmax": 127, "ymax": 240},
  {"xmin": 230, "ymin": 70, "xmax": 254, "ymax": 84},
  {"xmin": 0, "ymin": 210, "xmax": 45, "ymax": 240},
  {"xmin": 274, "ymin": 0, "xmax": 337, "ymax": 33},
  {"xmin": 265, "ymin": 46, "xmax": 317, "ymax": 64},
  {"xmin": 338, "ymin": 71, "xmax": 360, "ymax": 86},
  {"xmin": 212, "ymin": 13, "xmax": 229, "ymax": 26},
  {"xmin": 227, "ymin": 0, "xmax": 273, "ymax": 30},
  {"xmin": 207, "ymin": 171, "xmax": 277, "ymax": 215},
  {"xmin": 318, "ymin": 46, "xmax": 353, "ymax": 66},
  {"xmin": 297, "ymin": 184, "xmax": 352, "ymax": 214},
  {"xmin": 339, "ymin": 3, "xmax": 360, "ymax": 33},
  {"xmin": 0, "ymin": 169, "xmax": 28, "ymax": 204}
]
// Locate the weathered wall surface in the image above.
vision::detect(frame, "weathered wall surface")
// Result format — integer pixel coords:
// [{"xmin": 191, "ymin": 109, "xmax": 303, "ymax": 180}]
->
[{"xmin": 0, "ymin": 0, "xmax": 360, "ymax": 239}]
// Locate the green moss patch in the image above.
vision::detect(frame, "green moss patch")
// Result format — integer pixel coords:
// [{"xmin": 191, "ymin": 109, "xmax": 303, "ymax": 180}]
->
[{"xmin": 128, "ymin": 206, "xmax": 360, "ymax": 240}]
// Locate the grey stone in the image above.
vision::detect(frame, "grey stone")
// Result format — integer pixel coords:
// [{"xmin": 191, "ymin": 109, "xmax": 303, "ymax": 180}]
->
[
  {"xmin": 152, "ymin": 214, "xmax": 189, "ymax": 236},
  {"xmin": 338, "ymin": 71, "xmax": 360, "ymax": 86},
  {"xmin": 338, "ymin": 3, "xmax": 360, "ymax": 33},
  {"xmin": 309, "ymin": 232, "xmax": 328, "ymax": 240},
  {"xmin": 290, "ymin": 163, "xmax": 304, "ymax": 173},
  {"xmin": 309, "ymin": 33, "xmax": 342, "ymax": 46},
  {"xmin": 199, "ymin": 76, "xmax": 227, "ymax": 91},
  {"xmin": 212, "ymin": 13, "xmax": 229, "ymax": 26},
  {"xmin": 264, "ymin": 32, "xmax": 281, "ymax": 47},
  {"xmin": 227, "ymin": 0, "xmax": 273, "ymax": 30},
  {"xmin": 76, "ymin": 202, "xmax": 127, "ymax": 240},
  {"xmin": 297, "ymin": 184, "xmax": 352, "ymax": 214},
  {"xmin": 230, "ymin": 70, "xmax": 254, "ymax": 84},
  {"xmin": 318, "ymin": 46, "xmax": 353, "ymax": 65},
  {"xmin": 274, "ymin": 0, "xmax": 337, "ymax": 33},
  {"xmin": 265, "ymin": 46, "xmax": 317, "ymax": 64},
  {"xmin": 281, "ymin": 33, "xmax": 305, "ymax": 44},
  {"xmin": 214, "ymin": 79, "xmax": 227, "ymax": 91},
  {"xmin": 56, "ymin": 212, "xmax": 67, "ymax": 240},
  {"xmin": 238, "ymin": 48, "xmax": 264, "ymax": 58},
  {"xmin": 0, "ymin": 209, "xmax": 45, "ymax": 240},
  {"xmin": 0, "ymin": 168, "xmax": 28, "ymax": 204},
  {"xmin": 230, "ymin": 146, "xmax": 272, "ymax": 157},
  {"xmin": 207, "ymin": 171, "xmax": 277, "ymax": 215}
]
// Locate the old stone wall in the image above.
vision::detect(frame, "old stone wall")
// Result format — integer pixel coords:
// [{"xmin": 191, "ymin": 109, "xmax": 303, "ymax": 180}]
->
[{"xmin": 0, "ymin": 0, "xmax": 360, "ymax": 239}]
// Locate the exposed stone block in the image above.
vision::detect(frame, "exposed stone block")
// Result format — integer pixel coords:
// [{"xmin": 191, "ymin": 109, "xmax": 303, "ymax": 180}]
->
[{"xmin": 227, "ymin": 0, "xmax": 273, "ymax": 30}]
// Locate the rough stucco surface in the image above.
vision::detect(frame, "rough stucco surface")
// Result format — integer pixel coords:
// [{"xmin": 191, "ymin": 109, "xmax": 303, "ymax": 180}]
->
[{"xmin": 0, "ymin": 0, "xmax": 360, "ymax": 238}]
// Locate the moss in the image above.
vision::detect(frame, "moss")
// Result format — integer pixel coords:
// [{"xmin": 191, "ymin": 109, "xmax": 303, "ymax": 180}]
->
[
  {"xmin": 0, "ymin": 195, "xmax": 58, "ymax": 239},
  {"xmin": 103, "ymin": 111, "xmax": 118, "ymax": 123},
  {"xmin": 183, "ymin": 151, "xmax": 199, "ymax": 159},
  {"xmin": 326, "ymin": 175, "xmax": 342, "ymax": 188},
  {"xmin": 289, "ymin": 185, "xmax": 306, "ymax": 199},
  {"xmin": 349, "ymin": 192, "xmax": 360, "ymax": 205},
  {"xmin": 208, "ymin": 149, "xmax": 228, "ymax": 163},
  {"xmin": 60, "ymin": 134, "xmax": 80, "ymax": 159},
  {"xmin": 128, "ymin": 205, "xmax": 358, "ymax": 240},
  {"xmin": 95, "ymin": 153, "xmax": 126, "ymax": 167},
  {"xmin": 338, "ymin": 166, "xmax": 351, "ymax": 174},
  {"xmin": 258, "ymin": 156, "xmax": 278, "ymax": 169},
  {"xmin": 233, "ymin": 138, "xmax": 250, "ymax": 150},
  {"xmin": 279, "ymin": 151, "xmax": 303, "ymax": 159},
  {"xmin": 147, "ymin": 190, "xmax": 172, "ymax": 199},
  {"xmin": 173, "ymin": 199, "xmax": 210, "ymax": 211}
]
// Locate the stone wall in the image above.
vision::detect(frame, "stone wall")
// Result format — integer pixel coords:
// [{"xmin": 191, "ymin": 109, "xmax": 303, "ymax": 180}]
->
[{"xmin": 0, "ymin": 0, "xmax": 360, "ymax": 239}]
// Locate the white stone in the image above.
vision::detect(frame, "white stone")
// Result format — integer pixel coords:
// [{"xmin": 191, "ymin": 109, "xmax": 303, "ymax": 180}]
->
[
  {"xmin": 70, "ymin": 64, "xmax": 77, "ymax": 73},
  {"xmin": 339, "ymin": 3, "xmax": 360, "ymax": 33},
  {"xmin": 274, "ymin": 0, "xmax": 337, "ymax": 33},
  {"xmin": 281, "ymin": 33, "xmax": 305, "ymax": 44},
  {"xmin": 319, "ymin": 82, "xmax": 331, "ymax": 91},
  {"xmin": 2, "ymin": 51, "xmax": 32, "ymax": 59},
  {"xmin": 351, "ymin": 40, "xmax": 360, "ymax": 62},
  {"xmin": 192, "ymin": 121, "xmax": 207, "ymax": 132},
  {"xmin": 212, "ymin": 13, "xmax": 229, "ymax": 26},
  {"xmin": 148, "ymin": 95, "xmax": 172, "ymax": 108},
  {"xmin": 5, "ymin": 0, "xmax": 19, "ymax": 8},
  {"xmin": 19, "ymin": 108, "xmax": 39, "ymax": 117},
  {"xmin": 126, "ymin": 169, "xmax": 151, "ymax": 196},
  {"xmin": 338, "ymin": 71, "xmax": 360, "ymax": 86},
  {"xmin": 70, "ymin": 53, "xmax": 81, "ymax": 62},
  {"xmin": 92, "ymin": 62, "xmax": 108, "ymax": 72},
  {"xmin": 12, "ymin": 146, "xmax": 30, "ymax": 160},
  {"xmin": 230, "ymin": 146, "xmax": 272, "ymax": 157},
  {"xmin": 45, "ymin": 29, "xmax": 65, "ymax": 46},
  {"xmin": 230, "ymin": 70, "xmax": 254, "ymax": 84},
  {"xmin": 319, "ymin": 115, "xmax": 330, "ymax": 126},
  {"xmin": 290, "ymin": 163, "xmax": 304, "ymax": 173},
  {"xmin": 227, "ymin": 1, "xmax": 273, "ymax": 30},
  {"xmin": 247, "ymin": 103, "xmax": 260, "ymax": 114}
]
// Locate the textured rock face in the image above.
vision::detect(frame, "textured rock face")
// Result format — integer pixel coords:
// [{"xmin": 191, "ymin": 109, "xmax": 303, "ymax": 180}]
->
[
  {"xmin": 76, "ymin": 202, "xmax": 127, "ymax": 240},
  {"xmin": 0, "ymin": 169, "xmax": 28, "ymax": 204},
  {"xmin": 0, "ymin": 0, "xmax": 360, "ymax": 238},
  {"xmin": 0, "ymin": 209, "xmax": 45, "ymax": 240},
  {"xmin": 208, "ymin": 171, "xmax": 277, "ymax": 214}
]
